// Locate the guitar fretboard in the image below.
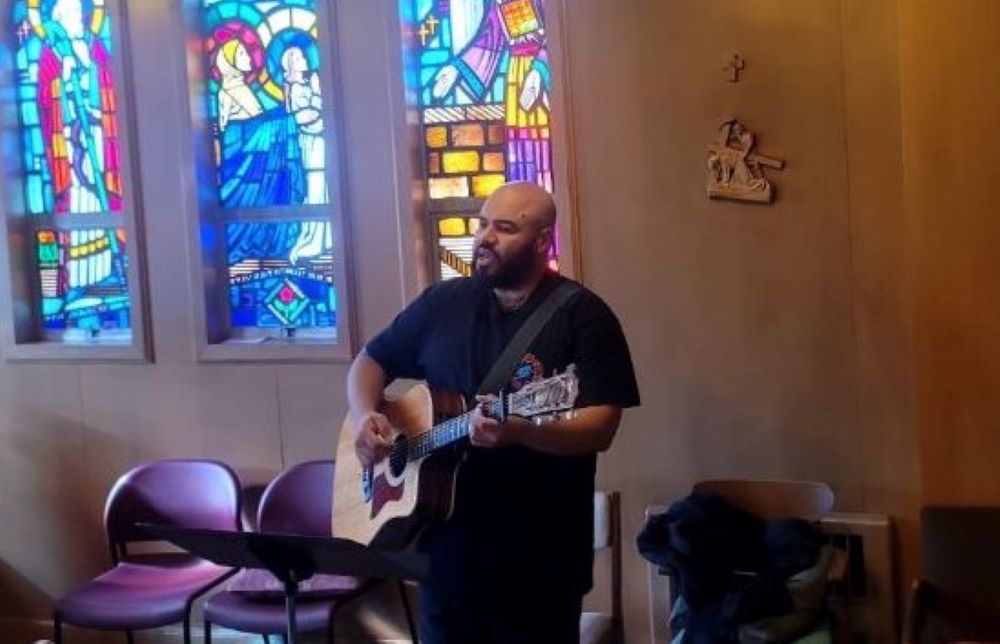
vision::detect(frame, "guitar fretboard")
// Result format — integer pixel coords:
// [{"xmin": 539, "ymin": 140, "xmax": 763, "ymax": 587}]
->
[{"xmin": 399, "ymin": 400, "xmax": 503, "ymax": 462}]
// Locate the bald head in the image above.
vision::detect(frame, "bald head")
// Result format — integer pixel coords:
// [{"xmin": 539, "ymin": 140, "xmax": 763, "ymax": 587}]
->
[
  {"xmin": 474, "ymin": 182, "xmax": 556, "ymax": 289},
  {"xmin": 482, "ymin": 181, "xmax": 556, "ymax": 232}
]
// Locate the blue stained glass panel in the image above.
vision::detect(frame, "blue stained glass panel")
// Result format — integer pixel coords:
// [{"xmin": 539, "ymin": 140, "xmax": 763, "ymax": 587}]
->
[
  {"xmin": 226, "ymin": 221, "xmax": 336, "ymax": 330},
  {"xmin": 200, "ymin": 0, "xmax": 330, "ymax": 208},
  {"xmin": 10, "ymin": 0, "xmax": 124, "ymax": 215},
  {"xmin": 36, "ymin": 228, "xmax": 130, "ymax": 331}
]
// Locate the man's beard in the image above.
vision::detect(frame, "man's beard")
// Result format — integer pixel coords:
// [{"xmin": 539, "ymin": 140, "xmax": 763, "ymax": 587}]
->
[{"xmin": 474, "ymin": 241, "xmax": 538, "ymax": 289}]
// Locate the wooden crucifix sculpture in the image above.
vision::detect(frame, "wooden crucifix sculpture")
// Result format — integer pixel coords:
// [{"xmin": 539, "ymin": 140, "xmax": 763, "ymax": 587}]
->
[{"xmin": 707, "ymin": 119, "xmax": 785, "ymax": 203}]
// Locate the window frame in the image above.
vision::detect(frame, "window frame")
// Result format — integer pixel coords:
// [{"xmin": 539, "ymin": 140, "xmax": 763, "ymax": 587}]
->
[
  {"xmin": 0, "ymin": 0, "xmax": 152, "ymax": 363},
  {"xmin": 176, "ymin": 0, "xmax": 357, "ymax": 363}
]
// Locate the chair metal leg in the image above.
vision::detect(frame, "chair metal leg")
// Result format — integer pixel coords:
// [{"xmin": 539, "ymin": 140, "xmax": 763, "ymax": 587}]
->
[
  {"xmin": 260, "ymin": 635, "xmax": 270, "ymax": 644},
  {"xmin": 398, "ymin": 580, "xmax": 418, "ymax": 644},
  {"xmin": 125, "ymin": 630, "xmax": 135, "ymax": 644},
  {"xmin": 183, "ymin": 616, "xmax": 192, "ymax": 644},
  {"xmin": 204, "ymin": 619, "xmax": 212, "ymax": 644},
  {"xmin": 53, "ymin": 615, "xmax": 62, "ymax": 644}
]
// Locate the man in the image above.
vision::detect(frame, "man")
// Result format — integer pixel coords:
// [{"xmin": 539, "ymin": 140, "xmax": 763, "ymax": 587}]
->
[{"xmin": 348, "ymin": 182, "xmax": 639, "ymax": 643}]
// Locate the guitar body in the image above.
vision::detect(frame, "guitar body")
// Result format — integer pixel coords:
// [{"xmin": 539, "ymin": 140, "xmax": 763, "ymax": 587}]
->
[
  {"xmin": 332, "ymin": 384, "xmax": 465, "ymax": 548},
  {"xmin": 332, "ymin": 368, "xmax": 578, "ymax": 549}
]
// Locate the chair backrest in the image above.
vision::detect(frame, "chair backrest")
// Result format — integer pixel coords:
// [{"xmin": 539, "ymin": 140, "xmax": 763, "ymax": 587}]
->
[
  {"xmin": 921, "ymin": 506, "xmax": 1000, "ymax": 631},
  {"xmin": 104, "ymin": 459, "xmax": 242, "ymax": 554},
  {"xmin": 588, "ymin": 491, "xmax": 622, "ymax": 642},
  {"xmin": 693, "ymin": 479, "xmax": 834, "ymax": 521},
  {"xmin": 258, "ymin": 460, "xmax": 335, "ymax": 537}
]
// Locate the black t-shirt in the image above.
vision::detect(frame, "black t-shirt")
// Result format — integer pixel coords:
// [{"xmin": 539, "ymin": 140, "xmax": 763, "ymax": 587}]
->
[{"xmin": 365, "ymin": 271, "xmax": 639, "ymax": 597}]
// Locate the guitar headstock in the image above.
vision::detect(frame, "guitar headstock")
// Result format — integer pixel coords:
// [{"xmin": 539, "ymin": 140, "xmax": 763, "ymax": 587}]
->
[{"xmin": 508, "ymin": 364, "xmax": 579, "ymax": 419}]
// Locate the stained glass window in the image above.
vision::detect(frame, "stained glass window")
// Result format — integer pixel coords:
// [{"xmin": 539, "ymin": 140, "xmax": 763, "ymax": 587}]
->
[
  {"xmin": 6, "ymin": 0, "xmax": 137, "ymax": 350},
  {"xmin": 226, "ymin": 221, "xmax": 335, "ymax": 331},
  {"xmin": 400, "ymin": 0, "xmax": 558, "ymax": 281},
  {"xmin": 191, "ymin": 0, "xmax": 343, "ymax": 344},
  {"xmin": 11, "ymin": 0, "xmax": 123, "ymax": 215},
  {"xmin": 36, "ymin": 227, "xmax": 130, "ymax": 332},
  {"xmin": 199, "ymin": 0, "xmax": 329, "ymax": 208}
]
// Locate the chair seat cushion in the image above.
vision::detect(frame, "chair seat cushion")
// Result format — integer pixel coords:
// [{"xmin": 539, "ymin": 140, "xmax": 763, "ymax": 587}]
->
[
  {"xmin": 55, "ymin": 553, "xmax": 232, "ymax": 630},
  {"xmin": 205, "ymin": 590, "xmax": 340, "ymax": 634},
  {"xmin": 225, "ymin": 568, "xmax": 362, "ymax": 599}
]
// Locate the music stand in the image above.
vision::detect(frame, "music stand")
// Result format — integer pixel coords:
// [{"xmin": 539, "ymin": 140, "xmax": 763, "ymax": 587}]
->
[{"xmin": 139, "ymin": 523, "xmax": 428, "ymax": 644}]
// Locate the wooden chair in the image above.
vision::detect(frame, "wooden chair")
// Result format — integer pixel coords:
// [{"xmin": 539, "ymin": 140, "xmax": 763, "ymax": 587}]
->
[
  {"xmin": 646, "ymin": 479, "xmax": 849, "ymax": 644},
  {"xmin": 582, "ymin": 490, "xmax": 623, "ymax": 644},
  {"xmin": 904, "ymin": 506, "xmax": 1000, "ymax": 644}
]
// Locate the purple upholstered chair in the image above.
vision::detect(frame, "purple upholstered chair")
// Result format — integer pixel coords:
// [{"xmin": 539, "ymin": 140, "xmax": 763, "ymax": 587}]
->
[
  {"xmin": 53, "ymin": 459, "xmax": 242, "ymax": 644},
  {"xmin": 204, "ymin": 459, "xmax": 417, "ymax": 644}
]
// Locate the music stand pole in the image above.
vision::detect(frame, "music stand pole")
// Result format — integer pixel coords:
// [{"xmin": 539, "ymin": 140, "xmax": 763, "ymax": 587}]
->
[{"xmin": 284, "ymin": 574, "xmax": 298, "ymax": 643}]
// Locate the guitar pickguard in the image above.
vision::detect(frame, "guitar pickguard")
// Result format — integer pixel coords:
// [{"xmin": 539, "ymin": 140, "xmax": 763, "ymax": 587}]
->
[{"xmin": 370, "ymin": 471, "xmax": 405, "ymax": 519}]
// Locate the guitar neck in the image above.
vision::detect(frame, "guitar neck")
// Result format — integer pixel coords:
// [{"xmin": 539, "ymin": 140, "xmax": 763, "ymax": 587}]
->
[
  {"xmin": 405, "ymin": 399, "xmax": 503, "ymax": 460},
  {"xmin": 396, "ymin": 367, "xmax": 578, "ymax": 464}
]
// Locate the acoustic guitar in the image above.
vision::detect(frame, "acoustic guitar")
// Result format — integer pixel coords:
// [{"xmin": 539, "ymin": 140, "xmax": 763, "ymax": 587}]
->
[{"xmin": 332, "ymin": 366, "xmax": 579, "ymax": 548}]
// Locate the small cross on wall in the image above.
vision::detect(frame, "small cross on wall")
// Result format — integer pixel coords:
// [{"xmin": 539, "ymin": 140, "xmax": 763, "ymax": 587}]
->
[{"xmin": 725, "ymin": 54, "xmax": 746, "ymax": 83}]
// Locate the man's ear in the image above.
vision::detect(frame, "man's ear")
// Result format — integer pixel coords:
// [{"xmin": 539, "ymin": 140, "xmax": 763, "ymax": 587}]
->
[{"xmin": 536, "ymin": 226, "xmax": 554, "ymax": 254}]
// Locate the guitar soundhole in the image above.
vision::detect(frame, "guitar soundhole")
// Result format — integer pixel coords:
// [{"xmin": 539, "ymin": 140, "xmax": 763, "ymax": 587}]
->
[{"xmin": 389, "ymin": 436, "xmax": 409, "ymax": 478}]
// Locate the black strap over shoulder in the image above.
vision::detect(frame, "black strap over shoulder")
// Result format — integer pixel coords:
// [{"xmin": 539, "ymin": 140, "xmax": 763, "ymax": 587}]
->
[{"xmin": 477, "ymin": 280, "xmax": 580, "ymax": 397}]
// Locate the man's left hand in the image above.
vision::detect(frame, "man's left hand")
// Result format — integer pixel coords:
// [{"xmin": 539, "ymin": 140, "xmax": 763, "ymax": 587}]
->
[{"xmin": 468, "ymin": 395, "xmax": 533, "ymax": 448}]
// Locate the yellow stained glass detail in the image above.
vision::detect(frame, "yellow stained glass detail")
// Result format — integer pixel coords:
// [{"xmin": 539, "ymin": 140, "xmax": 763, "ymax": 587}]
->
[
  {"xmin": 483, "ymin": 152, "xmax": 505, "ymax": 173},
  {"xmin": 500, "ymin": 0, "xmax": 540, "ymax": 38},
  {"xmin": 452, "ymin": 124, "xmax": 485, "ymax": 147},
  {"xmin": 438, "ymin": 217, "xmax": 467, "ymax": 237},
  {"xmin": 472, "ymin": 174, "xmax": 505, "ymax": 197},
  {"xmin": 443, "ymin": 151, "xmax": 481, "ymax": 174},
  {"xmin": 467, "ymin": 217, "xmax": 481, "ymax": 235},
  {"xmin": 426, "ymin": 126, "xmax": 448, "ymax": 149},
  {"xmin": 429, "ymin": 177, "xmax": 470, "ymax": 199}
]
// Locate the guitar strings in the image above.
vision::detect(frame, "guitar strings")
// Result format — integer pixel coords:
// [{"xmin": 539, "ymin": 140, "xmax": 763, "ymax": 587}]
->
[{"xmin": 383, "ymin": 393, "xmax": 519, "ymax": 463}]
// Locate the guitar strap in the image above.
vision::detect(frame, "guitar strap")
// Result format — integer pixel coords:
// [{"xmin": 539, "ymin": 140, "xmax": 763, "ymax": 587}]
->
[{"xmin": 477, "ymin": 279, "xmax": 580, "ymax": 398}]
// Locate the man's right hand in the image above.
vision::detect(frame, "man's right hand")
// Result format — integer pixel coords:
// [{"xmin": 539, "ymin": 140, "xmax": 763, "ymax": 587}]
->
[{"xmin": 354, "ymin": 411, "xmax": 394, "ymax": 467}]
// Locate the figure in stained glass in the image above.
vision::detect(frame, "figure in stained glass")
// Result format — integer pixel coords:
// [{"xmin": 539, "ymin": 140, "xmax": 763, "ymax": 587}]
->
[
  {"xmin": 201, "ymin": 0, "xmax": 330, "ymax": 208},
  {"xmin": 11, "ymin": 0, "xmax": 123, "ymax": 214},
  {"xmin": 282, "ymin": 46, "xmax": 326, "ymax": 205},
  {"xmin": 427, "ymin": 0, "xmax": 553, "ymax": 190},
  {"xmin": 214, "ymin": 38, "xmax": 304, "ymax": 207}
]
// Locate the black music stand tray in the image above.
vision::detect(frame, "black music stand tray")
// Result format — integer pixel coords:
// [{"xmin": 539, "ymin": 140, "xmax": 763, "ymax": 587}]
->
[{"xmin": 139, "ymin": 523, "xmax": 428, "ymax": 644}]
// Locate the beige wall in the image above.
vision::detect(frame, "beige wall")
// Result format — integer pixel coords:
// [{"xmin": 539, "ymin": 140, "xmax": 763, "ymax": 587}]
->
[
  {"xmin": 563, "ymin": 0, "xmax": 916, "ymax": 636},
  {"xmin": 12, "ymin": 0, "xmax": 1000, "ymax": 641},
  {"xmin": 898, "ymin": 1, "xmax": 1000, "ymax": 507}
]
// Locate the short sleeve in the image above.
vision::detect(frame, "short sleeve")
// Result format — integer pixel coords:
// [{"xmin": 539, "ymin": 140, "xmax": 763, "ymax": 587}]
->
[
  {"xmin": 569, "ymin": 293, "xmax": 640, "ymax": 409},
  {"xmin": 365, "ymin": 286, "xmax": 436, "ymax": 380}
]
